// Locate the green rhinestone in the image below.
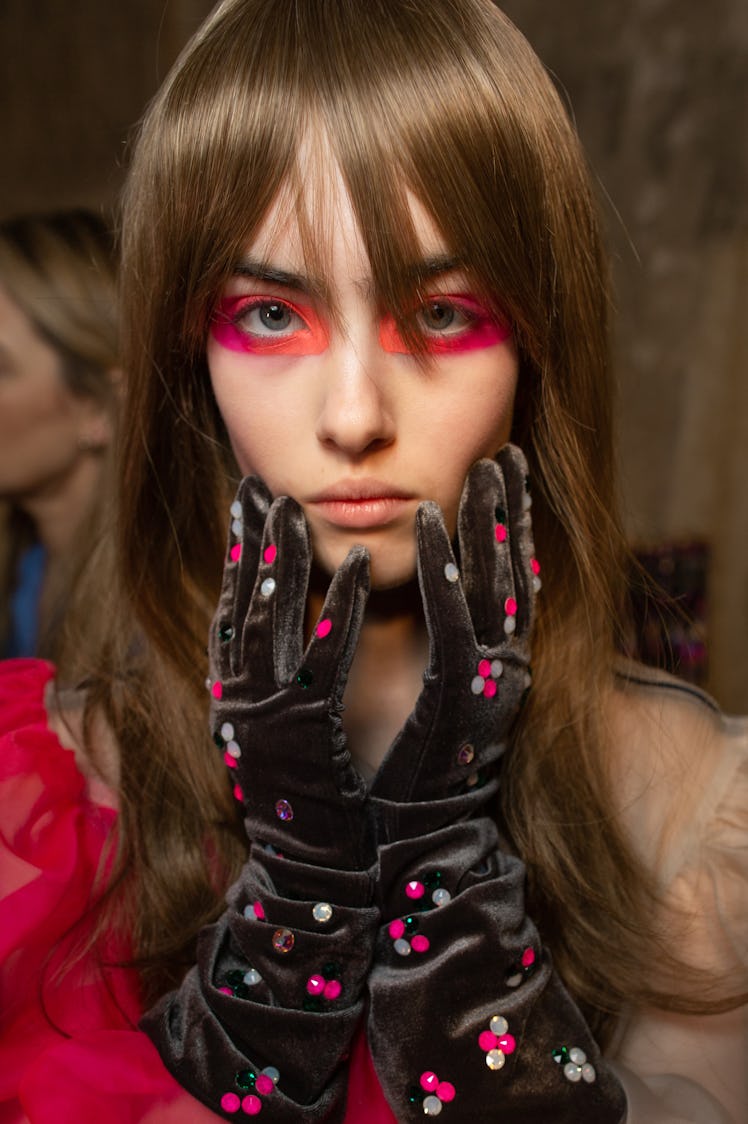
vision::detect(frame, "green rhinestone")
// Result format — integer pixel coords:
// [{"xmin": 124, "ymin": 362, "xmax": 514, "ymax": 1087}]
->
[
  {"xmin": 225, "ymin": 969, "xmax": 245, "ymax": 987},
  {"xmin": 233, "ymin": 983, "xmax": 250, "ymax": 999},
  {"xmin": 552, "ymin": 1047, "xmax": 570, "ymax": 1064},
  {"xmin": 218, "ymin": 623, "xmax": 234, "ymax": 643},
  {"xmin": 322, "ymin": 961, "xmax": 342, "ymax": 979},
  {"xmin": 424, "ymin": 871, "xmax": 442, "ymax": 891},
  {"xmin": 236, "ymin": 1068, "xmax": 256, "ymax": 1089},
  {"xmin": 495, "ymin": 505, "xmax": 507, "ymax": 524},
  {"xmin": 404, "ymin": 916, "xmax": 419, "ymax": 934},
  {"xmin": 303, "ymin": 996, "xmax": 323, "ymax": 1012},
  {"xmin": 296, "ymin": 667, "xmax": 313, "ymax": 689},
  {"xmin": 406, "ymin": 1086, "xmax": 422, "ymax": 1104},
  {"xmin": 213, "ymin": 730, "xmax": 225, "ymax": 748}
]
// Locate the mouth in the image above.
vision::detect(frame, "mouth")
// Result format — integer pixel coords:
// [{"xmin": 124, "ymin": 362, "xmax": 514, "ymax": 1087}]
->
[{"xmin": 307, "ymin": 480, "xmax": 416, "ymax": 530}]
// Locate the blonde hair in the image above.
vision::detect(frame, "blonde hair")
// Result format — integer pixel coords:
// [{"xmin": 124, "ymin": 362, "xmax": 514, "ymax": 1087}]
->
[
  {"xmin": 91, "ymin": 0, "xmax": 731, "ymax": 1036},
  {"xmin": 0, "ymin": 208, "xmax": 118, "ymax": 665}
]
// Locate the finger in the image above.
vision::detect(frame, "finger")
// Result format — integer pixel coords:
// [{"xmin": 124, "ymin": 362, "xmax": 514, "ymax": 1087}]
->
[
  {"xmin": 298, "ymin": 545, "xmax": 371, "ymax": 700},
  {"xmin": 456, "ymin": 457, "xmax": 516, "ymax": 648},
  {"xmin": 415, "ymin": 500, "xmax": 476, "ymax": 676},
  {"xmin": 241, "ymin": 495, "xmax": 311, "ymax": 690},
  {"xmin": 209, "ymin": 475, "xmax": 272, "ymax": 681},
  {"xmin": 495, "ymin": 444, "xmax": 536, "ymax": 644}
]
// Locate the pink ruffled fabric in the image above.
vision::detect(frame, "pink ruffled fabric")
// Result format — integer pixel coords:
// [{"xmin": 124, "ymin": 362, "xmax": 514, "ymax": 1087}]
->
[{"xmin": 0, "ymin": 659, "xmax": 395, "ymax": 1123}]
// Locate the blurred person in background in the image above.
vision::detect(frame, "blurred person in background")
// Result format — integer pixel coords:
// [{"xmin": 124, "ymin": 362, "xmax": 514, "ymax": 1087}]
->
[{"xmin": 0, "ymin": 208, "xmax": 119, "ymax": 667}]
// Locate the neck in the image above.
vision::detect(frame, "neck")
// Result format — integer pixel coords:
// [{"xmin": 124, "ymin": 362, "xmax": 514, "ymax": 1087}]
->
[
  {"xmin": 307, "ymin": 572, "xmax": 429, "ymax": 779},
  {"xmin": 19, "ymin": 454, "xmax": 103, "ymax": 560}
]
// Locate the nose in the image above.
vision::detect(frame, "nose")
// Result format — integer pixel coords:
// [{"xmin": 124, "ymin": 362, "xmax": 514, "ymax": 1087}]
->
[{"xmin": 315, "ymin": 337, "xmax": 395, "ymax": 458}]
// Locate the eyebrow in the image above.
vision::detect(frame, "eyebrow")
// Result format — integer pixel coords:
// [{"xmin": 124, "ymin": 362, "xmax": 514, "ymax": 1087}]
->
[{"xmin": 232, "ymin": 253, "xmax": 464, "ymax": 296}]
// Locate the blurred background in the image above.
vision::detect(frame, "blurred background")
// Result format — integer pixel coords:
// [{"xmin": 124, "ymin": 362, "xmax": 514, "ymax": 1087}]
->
[{"xmin": 1, "ymin": 0, "xmax": 746, "ymax": 709}]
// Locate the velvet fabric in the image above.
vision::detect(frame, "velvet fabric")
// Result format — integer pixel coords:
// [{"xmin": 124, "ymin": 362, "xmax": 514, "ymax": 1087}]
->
[{"xmin": 143, "ymin": 448, "xmax": 626, "ymax": 1122}]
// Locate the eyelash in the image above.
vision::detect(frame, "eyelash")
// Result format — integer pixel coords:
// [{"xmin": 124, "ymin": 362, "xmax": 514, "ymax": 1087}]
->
[{"xmin": 210, "ymin": 293, "xmax": 510, "ymax": 357}]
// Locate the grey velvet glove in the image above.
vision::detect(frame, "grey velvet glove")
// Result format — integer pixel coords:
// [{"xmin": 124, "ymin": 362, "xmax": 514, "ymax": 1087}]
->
[
  {"xmin": 365, "ymin": 446, "xmax": 627, "ymax": 1123},
  {"xmin": 142, "ymin": 478, "xmax": 380, "ymax": 1121}
]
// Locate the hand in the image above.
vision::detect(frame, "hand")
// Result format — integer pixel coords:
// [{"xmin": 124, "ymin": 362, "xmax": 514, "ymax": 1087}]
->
[
  {"xmin": 208, "ymin": 477, "xmax": 373, "ymax": 869},
  {"xmin": 371, "ymin": 445, "xmax": 536, "ymax": 821}
]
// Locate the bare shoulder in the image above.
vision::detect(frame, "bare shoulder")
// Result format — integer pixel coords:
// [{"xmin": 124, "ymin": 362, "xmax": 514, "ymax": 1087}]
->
[
  {"xmin": 603, "ymin": 661, "xmax": 742, "ymax": 878},
  {"xmin": 45, "ymin": 681, "xmax": 121, "ymax": 796}
]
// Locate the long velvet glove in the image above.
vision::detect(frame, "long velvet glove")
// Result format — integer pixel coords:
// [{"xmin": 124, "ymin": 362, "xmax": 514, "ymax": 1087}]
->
[
  {"xmin": 367, "ymin": 446, "xmax": 627, "ymax": 1123},
  {"xmin": 143, "ymin": 479, "xmax": 380, "ymax": 1122}
]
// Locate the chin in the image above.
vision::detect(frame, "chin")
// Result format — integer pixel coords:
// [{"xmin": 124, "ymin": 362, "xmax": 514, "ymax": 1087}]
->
[{"xmin": 312, "ymin": 534, "xmax": 418, "ymax": 593}]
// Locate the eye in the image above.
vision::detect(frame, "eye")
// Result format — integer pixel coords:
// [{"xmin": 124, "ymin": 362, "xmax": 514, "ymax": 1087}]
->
[
  {"xmin": 211, "ymin": 295, "xmax": 328, "ymax": 356},
  {"xmin": 417, "ymin": 299, "xmax": 459, "ymax": 333},
  {"xmin": 379, "ymin": 293, "xmax": 511, "ymax": 356}
]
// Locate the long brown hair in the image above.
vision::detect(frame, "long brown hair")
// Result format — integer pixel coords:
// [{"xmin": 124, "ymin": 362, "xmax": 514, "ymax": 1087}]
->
[{"xmin": 91, "ymin": 0, "xmax": 731, "ymax": 1037}]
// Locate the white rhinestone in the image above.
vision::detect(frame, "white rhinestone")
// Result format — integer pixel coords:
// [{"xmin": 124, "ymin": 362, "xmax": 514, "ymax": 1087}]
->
[
  {"xmin": 506, "ymin": 972, "xmax": 523, "ymax": 988},
  {"xmin": 581, "ymin": 1063, "xmax": 596, "ymax": 1084},
  {"xmin": 503, "ymin": 616, "xmax": 517, "ymax": 635},
  {"xmin": 533, "ymin": 575, "xmax": 542, "ymax": 593},
  {"xmin": 243, "ymin": 968, "xmax": 262, "ymax": 985},
  {"xmin": 444, "ymin": 562, "xmax": 460, "ymax": 583},
  {"xmin": 490, "ymin": 659, "xmax": 503, "ymax": 678},
  {"xmin": 243, "ymin": 904, "xmax": 257, "ymax": 920},
  {"xmin": 423, "ymin": 1095, "xmax": 442, "ymax": 1115},
  {"xmin": 393, "ymin": 938, "xmax": 411, "ymax": 956},
  {"xmin": 466, "ymin": 771, "xmax": 479, "ymax": 787},
  {"xmin": 205, "ymin": 677, "xmax": 212, "ymax": 691},
  {"xmin": 564, "ymin": 1063, "xmax": 583, "ymax": 1083},
  {"xmin": 231, "ymin": 518, "xmax": 243, "ymax": 536},
  {"xmin": 522, "ymin": 492, "xmax": 532, "ymax": 511},
  {"xmin": 431, "ymin": 888, "xmax": 451, "ymax": 907},
  {"xmin": 230, "ymin": 501, "xmax": 242, "ymax": 518},
  {"xmin": 220, "ymin": 721, "xmax": 235, "ymax": 741},
  {"xmin": 569, "ymin": 1048, "xmax": 587, "ymax": 1066},
  {"xmin": 261, "ymin": 1066, "xmax": 280, "ymax": 1084},
  {"xmin": 226, "ymin": 740, "xmax": 241, "ymax": 758},
  {"xmin": 524, "ymin": 672, "xmax": 532, "ymax": 689},
  {"xmin": 312, "ymin": 902, "xmax": 333, "ymax": 924},
  {"xmin": 489, "ymin": 1016, "xmax": 508, "ymax": 1036},
  {"xmin": 471, "ymin": 675, "xmax": 485, "ymax": 695},
  {"xmin": 486, "ymin": 1049, "xmax": 506, "ymax": 1070},
  {"xmin": 261, "ymin": 577, "xmax": 276, "ymax": 596}
]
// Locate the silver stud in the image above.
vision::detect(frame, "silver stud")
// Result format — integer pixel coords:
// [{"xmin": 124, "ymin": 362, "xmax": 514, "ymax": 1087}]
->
[{"xmin": 312, "ymin": 902, "xmax": 333, "ymax": 924}]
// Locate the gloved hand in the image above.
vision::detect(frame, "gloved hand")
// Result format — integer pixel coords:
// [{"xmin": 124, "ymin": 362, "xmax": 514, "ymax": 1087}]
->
[
  {"xmin": 143, "ymin": 479, "xmax": 380, "ymax": 1122},
  {"xmin": 365, "ymin": 446, "xmax": 627, "ymax": 1124},
  {"xmin": 207, "ymin": 476, "xmax": 374, "ymax": 870}
]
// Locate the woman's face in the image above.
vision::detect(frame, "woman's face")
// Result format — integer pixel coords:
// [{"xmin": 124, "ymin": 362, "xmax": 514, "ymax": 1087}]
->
[
  {"xmin": 0, "ymin": 284, "xmax": 104, "ymax": 502},
  {"xmin": 207, "ymin": 165, "xmax": 518, "ymax": 588}
]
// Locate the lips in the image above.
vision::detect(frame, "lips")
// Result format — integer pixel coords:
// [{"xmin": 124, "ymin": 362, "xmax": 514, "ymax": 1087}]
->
[{"xmin": 307, "ymin": 480, "xmax": 415, "ymax": 530}]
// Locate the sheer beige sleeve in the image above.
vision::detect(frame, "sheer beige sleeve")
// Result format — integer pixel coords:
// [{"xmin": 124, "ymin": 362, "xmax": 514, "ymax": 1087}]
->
[{"xmin": 607, "ymin": 673, "xmax": 748, "ymax": 1122}]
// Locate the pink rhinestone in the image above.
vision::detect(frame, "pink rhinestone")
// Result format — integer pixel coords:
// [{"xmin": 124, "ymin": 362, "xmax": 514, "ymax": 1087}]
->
[
  {"xmin": 223, "ymin": 751, "xmax": 238, "ymax": 769},
  {"xmin": 531, "ymin": 557, "xmax": 541, "ymax": 575},
  {"xmin": 255, "ymin": 1075, "xmax": 274, "ymax": 1096},
  {"xmin": 211, "ymin": 681, "xmax": 223, "ymax": 699},
  {"xmin": 411, "ymin": 934, "xmax": 430, "ymax": 953},
  {"xmin": 263, "ymin": 544, "xmax": 277, "ymax": 564},
  {"xmin": 316, "ymin": 618, "xmax": 332, "ymax": 639},
  {"xmin": 498, "ymin": 1033, "xmax": 516, "ymax": 1054},
  {"xmin": 323, "ymin": 979, "xmax": 342, "ymax": 1000},
  {"xmin": 436, "ymin": 1081, "xmax": 456, "ymax": 1102},
  {"xmin": 221, "ymin": 1091, "xmax": 241, "ymax": 1113},
  {"xmin": 230, "ymin": 543, "xmax": 242, "ymax": 562},
  {"xmin": 253, "ymin": 900, "xmax": 266, "ymax": 921},
  {"xmin": 306, "ymin": 974, "xmax": 325, "ymax": 996},
  {"xmin": 218, "ymin": 986, "xmax": 233, "ymax": 996},
  {"xmin": 479, "ymin": 1030, "xmax": 499, "ymax": 1052},
  {"xmin": 233, "ymin": 783, "xmax": 244, "ymax": 801},
  {"xmin": 483, "ymin": 679, "xmax": 497, "ymax": 698},
  {"xmin": 504, "ymin": 596, "xmax": 517, "ymax": 616},
  {"xmin": 420, "ymin": 1071, "xmax": 439, "ymax": 1093},
  {"xmin": 241, "ymin": 1094, "xmax": 262, "ymax": 1115},
  {"xmin": 521, "ymin": 947, "xmax": 535, "ymax": 967},
  {"xmin": 389, "ymin": 918, "xmax": 405, "ymax": 940},
  {"xmin": 477, "ymin": 658, "xmax": 492, "ymax": 678},
  {"xmin": 495, "ymin": 524, "xmax": 507, "ymax": 543},
  {"xmin": 405, "ymin": 880, "xmax": 425, "ymax": 900}
]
